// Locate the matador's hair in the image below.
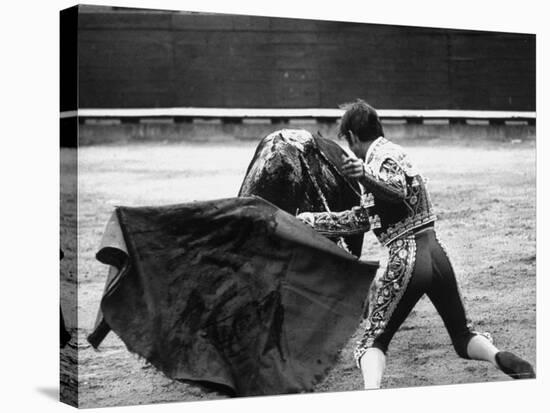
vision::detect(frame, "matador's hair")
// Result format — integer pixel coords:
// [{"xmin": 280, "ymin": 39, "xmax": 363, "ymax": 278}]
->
[{"xmin": 338, "ymin": 99, "xmax": 384, "ymax": 142}]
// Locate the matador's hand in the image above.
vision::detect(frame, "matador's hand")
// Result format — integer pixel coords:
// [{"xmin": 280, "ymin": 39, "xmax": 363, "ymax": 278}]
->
[
  {"xmin": 296, "ymin": 212, "xmax": 315, "ymax": 227},
  {"xmin": 341, "ymin": 155, "xmax": 365, "ymax": 180}
]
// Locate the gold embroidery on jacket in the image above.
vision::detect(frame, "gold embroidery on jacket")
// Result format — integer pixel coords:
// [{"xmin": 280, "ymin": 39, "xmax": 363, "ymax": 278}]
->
[{"xmin": 365, "ymin": 139, "xmax": 436, "ymax": 246}]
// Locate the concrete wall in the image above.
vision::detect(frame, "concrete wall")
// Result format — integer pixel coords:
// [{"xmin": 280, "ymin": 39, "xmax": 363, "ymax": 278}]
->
[{"xmin": 73, "ymin": 6, "xmax": 535, "ymax": 111}]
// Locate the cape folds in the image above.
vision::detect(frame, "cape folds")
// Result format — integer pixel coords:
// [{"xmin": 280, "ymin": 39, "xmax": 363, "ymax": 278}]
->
[{"xmin": 88, "ymin": 196, "xmax": 377, "ymax": 396}]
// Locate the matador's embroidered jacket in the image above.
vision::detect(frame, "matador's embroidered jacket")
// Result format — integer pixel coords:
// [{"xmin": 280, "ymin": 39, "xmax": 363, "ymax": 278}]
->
[{"xmin": 298, "ymin": 137, "xmax": 437, "ymax": 245}]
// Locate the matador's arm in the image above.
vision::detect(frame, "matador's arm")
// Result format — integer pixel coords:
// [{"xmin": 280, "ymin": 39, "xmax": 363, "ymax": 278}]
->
[
  {"xmin": 297, "ymin": 206, "xmax": 370, "ymax": 237},
  {"xmin": 359, "ymin": 158, "xmax": 407, "ymax": 203}
]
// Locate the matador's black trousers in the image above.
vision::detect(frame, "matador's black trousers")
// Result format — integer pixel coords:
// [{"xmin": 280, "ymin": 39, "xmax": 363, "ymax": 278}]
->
[{"xmin": 354, "ymin": 225, "xmax": 478, "ymax": 363}]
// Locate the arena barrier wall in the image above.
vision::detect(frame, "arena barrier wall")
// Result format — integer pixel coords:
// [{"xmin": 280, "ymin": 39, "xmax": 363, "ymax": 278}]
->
[{"xmin": 72, "ymin": 7, "xmax": 535, "ymax": 112}]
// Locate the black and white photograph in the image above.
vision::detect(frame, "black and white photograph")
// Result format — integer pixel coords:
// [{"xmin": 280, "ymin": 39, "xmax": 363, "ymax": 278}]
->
[
  {"xmin": 58, "ymin": 2, "xmax": 540, "ymax": 408},
  {"xmin": 58, "ymin": 3, "xmax": 540, "ymax": 408},
  {"xmin": 4, "ymin": 1, "xmax": 546, "ymax": 412}
]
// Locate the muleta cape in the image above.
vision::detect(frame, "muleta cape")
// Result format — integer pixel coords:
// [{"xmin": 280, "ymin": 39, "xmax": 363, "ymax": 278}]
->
[{"xmin": 88, "ymin": 196, "xmax": 377, "ymax": 396}]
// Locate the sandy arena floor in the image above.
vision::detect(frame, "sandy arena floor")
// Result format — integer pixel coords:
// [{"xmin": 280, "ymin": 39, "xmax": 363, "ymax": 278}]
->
[{"xmin": 60, "ymin": 137, "xmax": 536, "ymax": 407}]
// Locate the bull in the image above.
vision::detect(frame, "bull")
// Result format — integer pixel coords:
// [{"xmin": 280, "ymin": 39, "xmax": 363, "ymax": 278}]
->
[{"xmin": 239, "ymin": 129, "xmax": 365, "ymax": 257}]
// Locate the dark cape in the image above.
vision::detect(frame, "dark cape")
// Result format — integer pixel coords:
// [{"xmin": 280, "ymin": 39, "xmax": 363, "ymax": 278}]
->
[
  {"xmin": 88, "ymin": 196, "xmax": 377, "ymax": 396},
  {"xmin": 60, "ymin": 249, "xmax": 71, "ymax": 348}
]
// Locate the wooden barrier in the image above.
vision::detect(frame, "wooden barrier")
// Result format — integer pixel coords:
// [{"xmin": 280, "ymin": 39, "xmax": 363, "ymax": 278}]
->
[{"xmin": 61, "ymin": 108, "xmax": 536, "ymax": 125}]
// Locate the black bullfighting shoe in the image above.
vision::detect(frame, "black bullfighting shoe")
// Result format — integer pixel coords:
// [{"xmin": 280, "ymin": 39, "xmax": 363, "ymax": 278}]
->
[{"xmin": 495, "ymin": 351, "xmax": 536, "ymax": 379}]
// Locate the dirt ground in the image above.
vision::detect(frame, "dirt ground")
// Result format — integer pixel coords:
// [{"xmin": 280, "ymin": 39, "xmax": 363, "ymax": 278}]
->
[{"xmin": 60, "ymin": 136, "xmax": 536, "ymax": 408}]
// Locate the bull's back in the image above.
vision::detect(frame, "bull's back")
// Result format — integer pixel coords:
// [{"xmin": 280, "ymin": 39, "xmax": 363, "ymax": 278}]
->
[
  {"xmin": 239, "ymin": 130, "xmax": 307, "ymax": 213},
  {"xmin": 239, "ymin": 129, "xmax": 358, "ymax": 212},
  {"xmin": 239, "ymin": 129, "xmax": 364, "ymax": 256}
]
